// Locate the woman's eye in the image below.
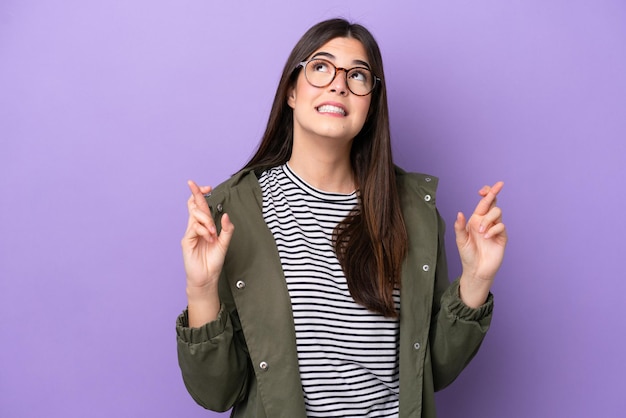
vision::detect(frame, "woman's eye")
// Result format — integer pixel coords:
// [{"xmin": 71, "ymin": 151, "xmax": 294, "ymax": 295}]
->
[
  {"xmin": 349, "ymin": 70, "xmax": 368, "ymax": 82},
  {"xmin": 310, "ymin": 60, "xmax": 330, "ymax": 72}
]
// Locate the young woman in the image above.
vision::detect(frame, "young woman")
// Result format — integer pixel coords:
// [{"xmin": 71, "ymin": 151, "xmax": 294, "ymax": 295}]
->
[{"xmin": 176, "ymin": 18, "xmax": 507, "ymax": 418}]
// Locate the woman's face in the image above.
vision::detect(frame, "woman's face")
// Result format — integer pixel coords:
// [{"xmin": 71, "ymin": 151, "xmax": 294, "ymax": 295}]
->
[{"xmin": 287, "ymin": 37, "xmax": 372, "ymax": 147}]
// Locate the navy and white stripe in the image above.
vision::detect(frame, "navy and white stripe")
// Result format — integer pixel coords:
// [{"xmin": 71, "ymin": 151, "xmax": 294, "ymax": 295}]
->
[{"xmin": 260, "ymin": 164, "xmax": 400, "ymax": 417}]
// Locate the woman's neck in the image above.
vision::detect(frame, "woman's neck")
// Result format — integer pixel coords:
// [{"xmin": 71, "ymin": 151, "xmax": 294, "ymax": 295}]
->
[{"xmin": 287, "ymin": 144, "xmax": 355, "ymax": 194}]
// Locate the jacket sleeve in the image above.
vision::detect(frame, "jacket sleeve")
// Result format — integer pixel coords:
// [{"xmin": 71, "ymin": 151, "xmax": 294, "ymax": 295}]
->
[
  {"xmin": 428, "ymin": 211, "xmax": 494, "ymax": 391},
  {"xmin": 176, "ymin": 300, "xmax": 251, "ymax": 412}
]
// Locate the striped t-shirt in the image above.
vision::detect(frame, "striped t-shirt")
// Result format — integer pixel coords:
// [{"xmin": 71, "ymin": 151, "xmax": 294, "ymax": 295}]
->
[{"xmin": 259, "ymin": 164, "xmax": 400, "ymax": 417}]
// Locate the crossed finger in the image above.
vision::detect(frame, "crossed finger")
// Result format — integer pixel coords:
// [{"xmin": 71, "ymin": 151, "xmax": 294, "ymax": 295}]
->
[
  {"xmin": 474, "ymin": 181, "xmax": 504, "ymax": 217},
  {"xmin": 186, "ymin": 180, "xmax": 217, "ymax": 240},
  {"xmin": 188, "ymin": 180, "xmax": 212, "ymax": 214}
]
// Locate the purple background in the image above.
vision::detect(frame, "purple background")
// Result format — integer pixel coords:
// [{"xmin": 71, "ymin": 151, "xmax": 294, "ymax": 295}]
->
[{"xmin": 1, "ymin": 1, "xmax": 625, "ymax": 417}]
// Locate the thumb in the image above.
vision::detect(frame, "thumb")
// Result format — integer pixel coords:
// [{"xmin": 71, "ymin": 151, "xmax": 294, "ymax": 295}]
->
[
  {"xmin": 454, "ymin": 212, "xmax": 468, "ymax": 246},
  {"xmin": 218, "ymin": 213, "xmax": 235, "ymax": 249}
]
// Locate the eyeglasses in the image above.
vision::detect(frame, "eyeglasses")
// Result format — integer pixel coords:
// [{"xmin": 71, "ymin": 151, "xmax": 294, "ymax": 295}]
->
[{"xmin": 296, "ymin": 58, "xmax": 380, "ymax": 96}]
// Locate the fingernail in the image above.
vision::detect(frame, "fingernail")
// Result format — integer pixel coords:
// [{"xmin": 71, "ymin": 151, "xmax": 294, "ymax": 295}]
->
[{"xmin": 479, "ymin": 225, "xmax": 485, "ymax": 233}]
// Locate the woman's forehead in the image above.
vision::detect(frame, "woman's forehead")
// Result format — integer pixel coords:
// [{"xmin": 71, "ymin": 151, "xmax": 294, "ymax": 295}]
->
[{"xmin": 310, "ymin": 37, "xmax": 369, "ymax": 65}]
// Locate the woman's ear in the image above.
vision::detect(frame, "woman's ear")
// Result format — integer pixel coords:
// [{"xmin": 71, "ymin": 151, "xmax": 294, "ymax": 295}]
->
[{"xmin": 287, "ymin": 85, "xmax": 296, "ymax": 109}]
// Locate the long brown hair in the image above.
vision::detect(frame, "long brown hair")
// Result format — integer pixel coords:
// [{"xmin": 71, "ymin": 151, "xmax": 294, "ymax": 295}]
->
[{"xmin": 244, "ymin": 18, "xmax": 407, "ymax": 317}]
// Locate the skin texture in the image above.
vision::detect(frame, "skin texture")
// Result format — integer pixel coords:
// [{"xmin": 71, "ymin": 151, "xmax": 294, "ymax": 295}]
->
[
  {"xmin": 181, "ymin": 36, "xmax": 507, "ymax": 326},
  {"xmin": 455, "ymin": 181, "xmax": 507, "ymax": 308},
  {"xmin": 182, "ymin": 180, "xmax": 234, "ymax": 327},
  {"xmin": 286, "ymin": 37, "xmax": 372, "ymax": 194}
]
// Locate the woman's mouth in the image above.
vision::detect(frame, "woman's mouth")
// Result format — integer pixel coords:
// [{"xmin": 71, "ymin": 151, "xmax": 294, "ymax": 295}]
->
[{"xmin": 316, "ymin": 104, "xmax": 347, "ymax": 116}]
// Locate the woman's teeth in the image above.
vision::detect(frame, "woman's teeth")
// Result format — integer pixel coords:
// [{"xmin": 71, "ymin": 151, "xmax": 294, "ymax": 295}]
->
[{"xmin": 317, "ymin": 105, "xmax": 346, "ymax": 115}]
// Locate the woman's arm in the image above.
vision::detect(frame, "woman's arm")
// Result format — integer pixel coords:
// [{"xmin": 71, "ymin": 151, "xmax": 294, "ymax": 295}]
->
[
  {"xmin": 181, "ymin": 180, "xmax": 235, "ymax": 326},
  {"xmin": 429, "ymin": 182, "xmax": 506, "ymax": 390},
  {"xmin": 177, "ymin": 181, "xmax": 249, "ymax": 411},
  {"xmin": 454, "ymin": 182, "xmax": 507, "ymax": 308}
]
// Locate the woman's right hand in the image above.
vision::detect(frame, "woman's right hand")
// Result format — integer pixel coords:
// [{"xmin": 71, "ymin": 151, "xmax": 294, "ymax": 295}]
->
[{"xmin": 181, "ymin": 180, "xmax": 235, "ymax": 325}]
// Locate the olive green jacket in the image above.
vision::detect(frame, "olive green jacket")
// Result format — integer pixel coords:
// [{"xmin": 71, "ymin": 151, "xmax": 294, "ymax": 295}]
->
[{"xmin": 176, "ymin": 167, "xmax": 493, "ymax": 418}]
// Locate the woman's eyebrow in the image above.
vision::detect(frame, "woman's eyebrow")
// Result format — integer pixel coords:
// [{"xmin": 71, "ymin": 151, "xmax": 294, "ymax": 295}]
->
[
  {"xmin": 352, "ymin": 59, "xmax": 371, "ymax": 69},
  {"xmin": 311, "ymin": 51, "xmax": 335, "ymax": 60},
  {"xmin": 310, "ymin": 51, "xmax": 371, "ymax": 69}
]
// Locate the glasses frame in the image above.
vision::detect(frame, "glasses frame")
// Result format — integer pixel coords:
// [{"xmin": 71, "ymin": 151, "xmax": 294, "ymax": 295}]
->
[{"xmin": 296, "ymin": 58, "xmax": 380, "ymax": 97}]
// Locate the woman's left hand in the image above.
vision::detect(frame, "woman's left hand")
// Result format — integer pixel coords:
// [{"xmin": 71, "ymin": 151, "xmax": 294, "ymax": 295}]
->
[{"xmin": 454, "ymin": 181, "xmax": 508, "ymax": 308}]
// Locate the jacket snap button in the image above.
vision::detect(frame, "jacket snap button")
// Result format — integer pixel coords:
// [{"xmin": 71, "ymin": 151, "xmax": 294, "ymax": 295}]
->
[
  {"xmin": 216, "ymin": 203, "xmax": 223, "ymax": 213},
  {"xmin": 236, "ymin": 280, "xmax": 246, "ymax": 289},
  {"xmin": 414, "ymin": 342, "xmax": 421, "ymax": 350},
  {"xmin": 424, "ymin": 194, "xmax": 431, "ymax": 202},
  {"xmin": 259, "ymin": 361, "xmax": 268, "ymax": 370},
  {"xmin": 425, "ymin": 177, "xmax": 431, "ymax": 182},
  {"xmin": 422, "ymin": 265, "xmax": 429, "ymax": 272}
]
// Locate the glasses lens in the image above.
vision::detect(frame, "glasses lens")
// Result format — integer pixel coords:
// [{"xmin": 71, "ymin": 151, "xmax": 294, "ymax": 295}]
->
[
  {"xmin": 346, "ymin": 67, "xmax": 374, "ymax": 96},
  {"xmin": 305, "ymin": 59, "xmax": 335, "ymax": 87},
  {"xmin": 304, "ymin": 59, "xmax": 375, "ymax": 96}
]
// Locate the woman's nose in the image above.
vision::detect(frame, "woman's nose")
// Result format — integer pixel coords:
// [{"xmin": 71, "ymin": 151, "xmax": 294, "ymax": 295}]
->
[{"xmin": 329, "ymin": 69, "xmax": 349, "ymax": 96}]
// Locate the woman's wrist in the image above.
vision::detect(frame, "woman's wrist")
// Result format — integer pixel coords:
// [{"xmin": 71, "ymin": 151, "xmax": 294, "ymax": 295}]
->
[
  {"xmin": 186, "ymin": 282, "xmax": 221, "ymax": 327},
  {"xmin": 458, "ymin": 274, "xmax": 493, "ymax": 309}
]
